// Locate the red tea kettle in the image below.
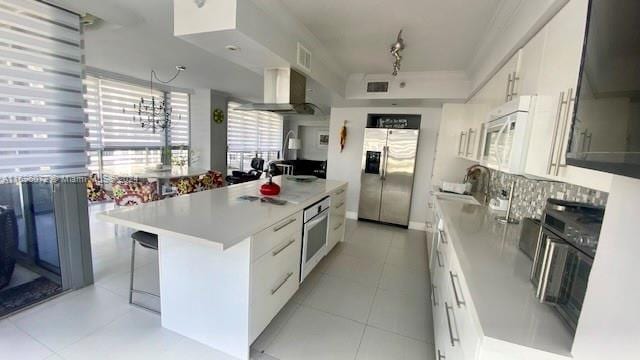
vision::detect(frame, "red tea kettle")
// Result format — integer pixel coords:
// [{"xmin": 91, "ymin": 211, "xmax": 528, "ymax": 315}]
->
[{"xmin": 260, "ymin": 175, "xmax": 281, "ymax": 196}]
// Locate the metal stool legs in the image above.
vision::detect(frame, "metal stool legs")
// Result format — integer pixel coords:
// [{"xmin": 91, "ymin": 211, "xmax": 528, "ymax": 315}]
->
[{"xmin": 129, "ymin": 238, "xmax": 160, "ymax": 314}]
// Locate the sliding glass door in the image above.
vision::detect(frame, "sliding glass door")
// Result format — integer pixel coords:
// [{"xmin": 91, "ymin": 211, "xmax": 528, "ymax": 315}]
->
[{"xmin": 0, "ymin": 0, "xmax": 94, "ymax": 317}]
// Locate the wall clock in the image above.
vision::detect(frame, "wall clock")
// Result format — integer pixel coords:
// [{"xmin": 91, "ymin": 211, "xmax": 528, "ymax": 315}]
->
[{"xmin": 212, "ymin": 108, "xmax": 224, "ymax": 124}]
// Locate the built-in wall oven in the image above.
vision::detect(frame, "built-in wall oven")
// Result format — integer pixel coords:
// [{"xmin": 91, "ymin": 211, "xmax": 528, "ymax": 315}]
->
[
  {"xmin": 530, "ymin": 199, "xmax": 604, "ymax": 332},
  {"xmin": 300, "ymin": 196, "xmax": 331, "ymax": 282}
]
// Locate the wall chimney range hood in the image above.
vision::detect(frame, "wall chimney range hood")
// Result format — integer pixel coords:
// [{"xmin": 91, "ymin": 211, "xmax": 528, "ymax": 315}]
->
[{"xmin": 236, "ymin": 68, "xmax": 316, "ymax": 115}]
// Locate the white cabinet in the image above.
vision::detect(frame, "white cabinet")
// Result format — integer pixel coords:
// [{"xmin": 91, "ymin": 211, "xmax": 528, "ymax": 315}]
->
[
  {"xmin": 327, "ymin": 185, "xmax": 347, "ymax": 253},
  {"xmin": 459, "ymin": 104, "xmax": 489, "ymax": 162},
  {"xmin": 518, "ymin": 27, "xmax": 546, "ymax": 96},
  {"xmin": 523, "ymin": 0, "xmax": 612, "ymax": 191},
  {"xmin": 430, "ymin": 227, "xmax": 480, "ymax": 360},
  {"xmin": 249, "ymin": 212, "xmax": 303, "ymax": 342}
]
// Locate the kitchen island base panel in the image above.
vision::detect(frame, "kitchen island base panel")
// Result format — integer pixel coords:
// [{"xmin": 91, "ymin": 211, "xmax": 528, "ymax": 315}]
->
[{"xmin": 159, "ymin": 235, "xmax": 252, "ymax": 360}]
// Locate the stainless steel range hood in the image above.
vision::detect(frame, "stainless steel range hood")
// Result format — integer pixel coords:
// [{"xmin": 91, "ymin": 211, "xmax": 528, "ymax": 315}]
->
[{"xmin": 236, "ymin": 68, "xmax": 316, "ymax": 115}]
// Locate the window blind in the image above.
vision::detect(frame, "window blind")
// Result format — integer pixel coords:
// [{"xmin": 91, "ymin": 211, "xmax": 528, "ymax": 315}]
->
[
  {"xmin": 98, "ymin": 78, "xmax": 165, "ymax": 148},
  {"xmin": 168, "ymin": 91, "xmax": 189, "ymax": 146},
  {"xmin": 227, "ymin": 101, "xmax": 283, "ymax": 153},
  {"xmin": 0, "ymin": 0, "xmax": 86, "ymax": 176}
]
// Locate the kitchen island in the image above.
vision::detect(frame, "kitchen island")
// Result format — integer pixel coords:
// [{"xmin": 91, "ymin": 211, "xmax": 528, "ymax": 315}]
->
[{"xmin": 98, "ymin": 176, "xmax": 348, "ymax": 360}]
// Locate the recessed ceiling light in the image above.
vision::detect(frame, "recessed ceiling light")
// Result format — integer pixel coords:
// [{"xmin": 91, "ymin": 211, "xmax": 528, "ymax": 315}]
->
[{"xmin": 225, "ymin": 45, "xmax": 240, "ymax": 51}]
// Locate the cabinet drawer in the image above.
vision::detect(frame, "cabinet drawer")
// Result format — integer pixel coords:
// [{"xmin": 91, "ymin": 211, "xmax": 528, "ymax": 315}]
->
[
  {"xmin": 438, "ymin": 231, "xmax": 480, "ymax": 360},
  {"xmin": 251, "ymin": 212, "xmax": 302, "ymax": 261},
  {"xmin": 250, "ymin": 233, "xmax": 301, "ymax": 342},
  {"xmin": 331, "ymin": 186, "xmax": 347, "ymax": 208},
  {"xmin": 327, "ymin": 213, "xmax": 345, "ymax": 253}
]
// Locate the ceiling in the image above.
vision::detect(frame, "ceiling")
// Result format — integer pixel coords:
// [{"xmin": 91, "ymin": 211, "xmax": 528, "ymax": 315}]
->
[
  {"xmin": 278, "ymin": 0, "xmax": 502, "ymax": 74},
  {"xmin": 50, "ymin": 0, "xmax": 264, "ymax": 102}
]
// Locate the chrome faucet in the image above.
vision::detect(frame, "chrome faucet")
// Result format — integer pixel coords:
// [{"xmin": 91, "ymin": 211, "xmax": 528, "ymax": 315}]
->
[
  {"xmin": 496, "ymin": 180, "xmax": 519, "ymax": 224},
  {"xmin": 464, "ymin": 165, "xmax": 491, "ymax": 205}
]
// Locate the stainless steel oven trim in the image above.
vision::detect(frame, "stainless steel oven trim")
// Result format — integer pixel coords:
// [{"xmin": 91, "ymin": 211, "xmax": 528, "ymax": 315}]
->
[
  {"xmin": 300, "ymin": 207, "xmax": 329, "ymax": 282},
  {"xmin": 530, "ymin": 223, "xmax": 546, "ymax": 281}
]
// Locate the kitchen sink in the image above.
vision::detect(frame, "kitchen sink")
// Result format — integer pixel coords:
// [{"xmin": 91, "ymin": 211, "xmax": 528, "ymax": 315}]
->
[{"xmin": 435, "ymin": 192, "xmax": 481, "ymax": 205}]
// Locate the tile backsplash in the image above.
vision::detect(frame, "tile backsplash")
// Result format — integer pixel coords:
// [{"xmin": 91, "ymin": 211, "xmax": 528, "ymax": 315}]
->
[{"xmin": 488, "ymin": 170, "xmax": 608, "ymax": 220}]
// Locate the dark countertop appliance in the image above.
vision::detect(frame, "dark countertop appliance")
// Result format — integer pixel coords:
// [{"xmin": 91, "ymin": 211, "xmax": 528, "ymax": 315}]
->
[
  {"xmin": 530, "ymin": 198, "xmax": 605, "ymax": 333},
  {"xmin": 519, "ymin": 218, "xmax": 541, "ymax": 260}
]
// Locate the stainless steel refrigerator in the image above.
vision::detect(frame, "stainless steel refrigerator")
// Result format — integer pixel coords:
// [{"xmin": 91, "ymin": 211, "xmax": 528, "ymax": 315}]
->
[{"xmin": 358, "ymin": 128, "xmax": 420, "ymax": 226}]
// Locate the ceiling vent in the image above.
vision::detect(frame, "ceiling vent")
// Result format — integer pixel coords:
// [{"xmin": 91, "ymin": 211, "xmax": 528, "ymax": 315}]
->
[
  {"xmin": 366, "ymin": 81, "xmax": 390, "ymax": 94},
  {"xmin": 297, "ymin": 43, "xmax": 311, "ymax": 72}
]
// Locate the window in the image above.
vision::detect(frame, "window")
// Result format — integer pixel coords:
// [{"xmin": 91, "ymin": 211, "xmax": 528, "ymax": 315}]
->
[
  {"xmin": 227, "ymin": 101, "xmax": 282, "ymax": 173},
  {"xmin": 0, "ymin": 0, "xmax": 86, "ymax": 177},
  {"xmin": 84, "ymin": 76, "xmax": 190, "ymax": 173}
]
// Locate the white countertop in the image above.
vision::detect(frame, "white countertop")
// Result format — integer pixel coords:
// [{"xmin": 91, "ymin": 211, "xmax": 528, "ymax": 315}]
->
[
  {"xmin": 98, "ymin": 176, "xmax": 347, "ymax": 250},
  {"xmin": 435, "ymin": 198, "xmax": 574, "ymax": 357}
]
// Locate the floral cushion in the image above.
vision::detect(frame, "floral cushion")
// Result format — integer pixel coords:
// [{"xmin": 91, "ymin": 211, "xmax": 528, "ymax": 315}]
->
[
  {"xmin": 199, "ymin": 170, "xmax": 224, "ymax": 190},
  {"xmin": 112, "ymin": 181, "xmax": 158, "ymax": 206},
  {"xmin": 86, "ymin": 174, "xmax": 109, "ymax": 202},
  {"xmin": 169, "ymin": 176, "xmax": 202, "ymax": 195}
]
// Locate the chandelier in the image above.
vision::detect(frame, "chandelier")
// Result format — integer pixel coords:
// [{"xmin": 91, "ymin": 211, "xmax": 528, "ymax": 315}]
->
[{"xmin": 131, "ymin": 65, "xmax": 186, "ymax": 133}]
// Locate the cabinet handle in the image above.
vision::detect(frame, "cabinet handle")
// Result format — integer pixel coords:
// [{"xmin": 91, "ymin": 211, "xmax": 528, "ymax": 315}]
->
[
  {"xmin": 445, "ymin": 302, "xmax": 460, "ymax": 347},
  {"xmin": 274, "ymin": 217, "xmax": 296, "ymax": 232},
  {"xmin": 333, "ymin": 221, "xmax": 343, "ymax": 231},
  {"xmin": 449, "ymin": 271, "xmax": 466, "ymax": 307},
  {"xmin": 458, "ymin": 132, "xmax": 466, "ymax": 156},
  {"xmin": 335, "ymin": 201, "xmax": 345, "ymax": 209},
  {"xmin": 437, "ymin": 349, "xmax": 446, "ymax": 360},
  {"xmin": 511, "ymin": 71, "xmax": 519, "ymax": 97},
  {"xmin": 335, "ymin": 188, "xmax": 345, "ymax": 195},
  {"xmin": 272, "ymin": 238, "xmax": 296, "ymax": 257},
  {"xmin": 431, "ymin": 285, "xmax": 439, "ymax": 307},
  {"xmin": 555, "ymin": 87, "xmax": 574, "ymax": 175},
  {"xmin": 439, "ymin": 229, "xmax": 448, "ymax": 244},
  {"xmin": 547, "ymin": 91, "xmax": 567, "ymax": 175},
  {"xmin": 465, "ymin": 128, "xmax": 473, "ymax": 157},
  {"xmin": 505, "ymin": 73, "xmax": 513, "ymax": 102},
  {"xmin": 271, "ymin": 272, "xmax": 294, "ymax": 295},
  {"xmin": 436, "ymin": 250, "xmax": 443, "ymax": 268}
]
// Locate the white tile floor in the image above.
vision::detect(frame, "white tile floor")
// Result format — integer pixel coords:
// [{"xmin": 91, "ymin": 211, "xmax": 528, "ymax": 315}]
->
[{"xmin": 0, "ymin": 203, "xmax": 435, "ymax": 360}]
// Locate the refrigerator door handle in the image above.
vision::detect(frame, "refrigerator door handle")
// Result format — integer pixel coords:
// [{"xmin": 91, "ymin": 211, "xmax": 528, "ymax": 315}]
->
[
  {"xmin": 382, "ymin": 145, "xmax": 389, "ymax": 180},
  {"xmin": 379, "ymin": 146, "xmax": 386, "ymax": 180}
]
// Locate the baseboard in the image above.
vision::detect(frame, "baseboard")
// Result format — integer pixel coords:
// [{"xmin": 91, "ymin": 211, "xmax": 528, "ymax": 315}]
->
[
  {"xmin": 408, "ymin": 221, "xmax": 427, "ymax": 232},
  {"xmin": 346, "ymin": 211, "xmax": 358, "ymax": 220}
]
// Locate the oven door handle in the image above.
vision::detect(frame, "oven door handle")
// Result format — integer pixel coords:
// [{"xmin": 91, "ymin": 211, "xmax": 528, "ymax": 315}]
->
[
  {"xmin": 536, "ymin": 238, "xmax": 569, "ymax": 303},
  {"xmin": 305, "ymin": 209, "xmax": 329, "ymax": 229}
]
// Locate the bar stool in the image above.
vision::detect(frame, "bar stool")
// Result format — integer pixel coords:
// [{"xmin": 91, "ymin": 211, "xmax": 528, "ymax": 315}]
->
[{"xmin": 129, "ymin": 230, "xmax": 160, "ymax": 313}]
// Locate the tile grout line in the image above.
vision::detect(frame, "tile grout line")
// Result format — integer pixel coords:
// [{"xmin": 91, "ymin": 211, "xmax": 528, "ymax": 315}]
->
[
  {"xmin": 257, "ymin": 303, "xmax": 300, "ymax": 359},
  {"xmin": 51, "ymin": 308, "xmax": 136, "ymax": 356},
  {"xmin": 5, "ymin": 317, "xmax": 60, "ymax": 359}
]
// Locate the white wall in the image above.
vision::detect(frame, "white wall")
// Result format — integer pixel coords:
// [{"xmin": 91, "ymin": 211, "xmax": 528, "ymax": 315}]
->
[
  {"xmin": 190, "ymin": 89, "xmax": 212, "ymax": 169},
  {"xmin": 283, "ymin": 115, "xmax": 330, "ymax": 160},
  {"xmin": 190, "ymin": 89, "xmax": 228, "ymax": 174},
  {"xmin": 572, "ymin": 175, "xmax": 640, "ymax": 359},
  {"xmin": 345, "ymin": 71, "xmax": 471, "ymax": 101},
  {"xmin": 327, "ymin": 107, "xmax": 441, "ymax": 230},
  {"xmin": 298, "ymin": 126, "xmax": 329, "ymax": 161}
]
